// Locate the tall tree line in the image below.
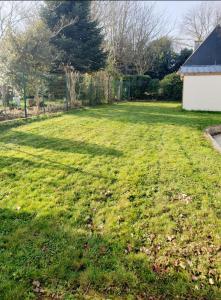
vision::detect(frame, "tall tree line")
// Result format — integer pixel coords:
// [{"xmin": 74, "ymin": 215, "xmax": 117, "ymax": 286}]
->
[
  {"xmin": 91, "ymin": 1, "xmax": 193, "ymax": 78},
  {"xmin": 0, "ymin": 0, "xmax": 218, "ymax": 100}
]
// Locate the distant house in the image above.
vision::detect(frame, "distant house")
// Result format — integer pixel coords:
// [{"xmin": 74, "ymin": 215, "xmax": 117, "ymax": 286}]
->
[{"xmin": 180, "ymin": 25, "xmax": 221, "ymax": 111}]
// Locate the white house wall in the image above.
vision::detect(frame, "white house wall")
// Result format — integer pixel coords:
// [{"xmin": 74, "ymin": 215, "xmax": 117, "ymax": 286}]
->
[{"xmin": 183, "ymin": 75, "xmax": 221, "ymax": 111}]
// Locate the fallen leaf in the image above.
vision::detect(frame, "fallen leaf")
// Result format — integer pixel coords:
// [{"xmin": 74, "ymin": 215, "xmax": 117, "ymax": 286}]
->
[
  {"xmin": 99, "ymin": 245, "xmax": 106, "ymax": 254},
  {"xmin": 152, "ymin": 263, "xmax": 161, "ymax": 274},
  {"xmin": 140, "ymin": 246, "xmax": 151, "ymax": 255},
  {"xmin": 174, "ymin": 259, "xmax": 180, "ymax": 267},
  {"xmin": 192, "ymin": 275, "xmax": 198, "ymax": 281},
  {"xmin": 41, "ymin": 245, "xmax": 48, "ymax": 252},
  {"xmin": 186, "ymin": 260, "xmax": 193, "ymax": 267},
  {"xmin": 179, "ymin": 262, "xmax": 186, "ymax": 269},
  {"xmin": 32, "ymin": 280, "xmax": 40, "ymax": 287},
  {"xmin": 127, "ymin": 244, "xmax": 132, "ymax": 252},
  {"xmin": 167, "ymin": 235, "xmax": 175, "ymax": 242},
  {"xmin": 175, "ymin": 193, "xmax": 192, "ymax": 204},
  {"xmin": 208, "ymin": 269, "xmax": 216, "ymax": 276}
]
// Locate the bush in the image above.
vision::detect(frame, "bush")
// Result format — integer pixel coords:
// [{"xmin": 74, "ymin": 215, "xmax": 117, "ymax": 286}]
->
[
  {"xmin": 147, "ymin": 79, "xmax": 160, "ymax": 99},
  {"xmin": 122, "ymin": 75, "xmax": 151, "ymax": 99},
  {"xmin": 159, "ymin": 73, "xmax": 182, "ymax": 100},
  {"xmin": 77, "ymin": 71, "xmax": 114, "ymax": 105}
]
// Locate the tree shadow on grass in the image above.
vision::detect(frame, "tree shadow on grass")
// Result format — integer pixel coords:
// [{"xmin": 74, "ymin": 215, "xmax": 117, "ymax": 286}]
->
[
  {"xmin": 0, "ymin": 154, "xmax": 109, "ymax": 180},
  {"xmin": 68, "ymin": 103, "xmax": 221, "ymax": 129},
  {"xmin": 0, "ymin": 208, "xmax": 219, "ymax": 300},
  {"xmin": 1, "ymin": 131, "xmax": 122, "ymax": 157},
  {"xmin": 0, "ymin": 113, "xmax": 62, "ymax": 134}
]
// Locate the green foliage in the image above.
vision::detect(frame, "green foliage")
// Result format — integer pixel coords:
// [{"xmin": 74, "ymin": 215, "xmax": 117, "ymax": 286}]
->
[
  {"xmin": 46, "ymin": 74, "xmax": 66, "ymax": 100},
  {"xmin": 105, "ymin": 54, "xmax": 121, "ymax": 79},
  {"xmin": 78, "ymin": 74, "xmax": 160, "ymax": 102},
  {"xmin": 41, "ymin": 0, "xmax": 107, "ymax": 72},
  {"xmin": 0, "ymin": 20, "xmax": 54, "ymax": 95},
  {"xmin": 146, "ymin": 38, "xmax": 192, "ymax": 80},
  {"xmin": 173, "ymin": 48, "xmax": 193, "ymax": 71},
  {"xmin": 147, "ymin": 79, "xmax": 160, "ymax": 99},
  {"xmin": 159, "ymin": 73, "xmax": 183, "ymax": 100},
  {"xmin": 73, "ymin": 72, "xmax": 154, "ymax": 105},
  {"xmin": 146, "ymin": 37, "xmax": 176, "ymax": 79},
  {"xmin": 77, "ymin": 74, "xmax": 156, "ymax": 103},
  {"xmin": 121, "ymin": 75, "xmax": 151, "ymax": 99},
  {"xmin": 0, "ymin": 102, "xmax": 221, "ymax": 299},
  {"xmin": 76, "ymin": 72, "xmax": 113, "ymax": 105},
  {"xmin": 1, "ymin": 86, "xmax": 13, "ymax": 106}
]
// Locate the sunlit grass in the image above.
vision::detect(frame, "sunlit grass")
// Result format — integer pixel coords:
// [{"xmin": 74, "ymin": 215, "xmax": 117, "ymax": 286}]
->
[{"xmin": 0, "ymin": 102, "xmax": 221, "ymax": 299}]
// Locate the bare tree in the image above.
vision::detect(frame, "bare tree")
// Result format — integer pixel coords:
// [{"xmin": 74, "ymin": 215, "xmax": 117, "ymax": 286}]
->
[
  {"xmin": 130, "ymin": 2, "xmax": 170, "ymax": 74},
  {"xmin": 0, "ymin": 1, "xmax": 40, "ymax": 39},
  {"xmin": 181, "ymin": 1, "xmax": 221, "ymax": 42},
  {"xmin": 91, "ymin": 1, "xmax": 170, "ymax": 74}
]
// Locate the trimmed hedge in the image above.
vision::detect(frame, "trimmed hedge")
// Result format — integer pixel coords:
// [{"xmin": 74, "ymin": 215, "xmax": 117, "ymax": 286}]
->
[
  {"xmin": 121, "ymin": 75, "xmax": 151, "ymax": 99},
  {"xmin": 147, "ymin": 78, "xmax": 160, "ymax": 99},
  {"xmin": 74, "ymin": 72, "xmax": 183, "ymax": 104}
]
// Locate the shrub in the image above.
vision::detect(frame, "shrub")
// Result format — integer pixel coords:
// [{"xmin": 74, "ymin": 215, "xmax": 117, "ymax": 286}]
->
[
  {"xmin": 122, "ymin": 75, "xmax": 151, "ymax": 99},
  {"xmin": 75, "ymin": 73, "xmax": 157, "ymax": 103},
  {"xmin": 147, "ymin": 79, "xmax": 160, "ymax": 99},
  {"xmin": 77, "ymin": 71, "xmax": 115, "ymax": 105},
  {"xmin": 159, "ymin": 73, "xmax": 182, "ymax": 100}
]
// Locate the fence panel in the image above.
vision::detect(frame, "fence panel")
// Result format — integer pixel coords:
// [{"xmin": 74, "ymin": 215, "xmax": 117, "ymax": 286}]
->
[{"xmin": 0, "ymin": 71, "xmax": 138, "ymax": 121}]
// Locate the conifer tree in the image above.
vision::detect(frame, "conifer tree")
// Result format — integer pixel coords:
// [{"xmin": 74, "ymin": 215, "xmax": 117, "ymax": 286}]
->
[
  {"xmin": 41, "ymin": 1, "xmax": 106, "ymax": 73},
  {"xmin": 41, "ymin": 1, "xmax": 106, "ymax": 105}
]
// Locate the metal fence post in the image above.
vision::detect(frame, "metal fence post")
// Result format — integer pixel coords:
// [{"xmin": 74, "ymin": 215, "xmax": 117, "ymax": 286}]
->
[{"xmin": 23, "ymin": 72, "xmax": 27, "ymax": 118}]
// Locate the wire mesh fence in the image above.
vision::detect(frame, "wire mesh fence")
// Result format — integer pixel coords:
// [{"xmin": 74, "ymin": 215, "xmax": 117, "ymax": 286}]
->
[
  {"xmin": 0, "ymin": 70, "xmax": 134, "ymax": 121},
  {"xmin": 1, "ymin": 72, "xmax": 71, "ymax": 121}
]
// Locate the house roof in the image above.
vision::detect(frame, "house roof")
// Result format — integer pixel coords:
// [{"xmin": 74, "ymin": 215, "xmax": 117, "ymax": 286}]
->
[
  {"xmin": 180, "ymin": 65, "xmax": 221, "ymax": 74},
  {"xmin": 180, "ymin": 25, "xmax": 221, "ymax": 74}
]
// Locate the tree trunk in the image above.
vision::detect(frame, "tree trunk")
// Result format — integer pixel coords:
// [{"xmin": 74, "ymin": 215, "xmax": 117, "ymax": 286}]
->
[{"xmin": 2, "ymin": 85, "xmax": 9, "ymax": 107}]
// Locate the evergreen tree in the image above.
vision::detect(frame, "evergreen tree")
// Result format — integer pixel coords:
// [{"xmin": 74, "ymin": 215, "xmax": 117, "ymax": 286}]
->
[{"xmin": 41, "ymin": 1, "xmax": 106, "ymax": 73}]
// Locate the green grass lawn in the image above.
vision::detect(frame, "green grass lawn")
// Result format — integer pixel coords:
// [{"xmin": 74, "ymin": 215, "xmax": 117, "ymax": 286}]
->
[{"xmin": 0, "ymin": 102, "xmax": 221, "ymax": 299}]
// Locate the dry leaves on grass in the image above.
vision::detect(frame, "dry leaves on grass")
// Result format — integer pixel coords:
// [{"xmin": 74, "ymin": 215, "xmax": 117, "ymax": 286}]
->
[
  {"xmin": 32, "ymin": 280, "xmax": 44, "ymax": 294},
  {"xmin": 172, "ymin": 193, "xmax": 192, "ymax": 204}
]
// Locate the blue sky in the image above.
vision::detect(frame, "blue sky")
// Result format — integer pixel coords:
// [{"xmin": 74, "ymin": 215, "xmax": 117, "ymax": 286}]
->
[
  {"xmin": 154, "ymin": 1, "xmax": 218, "ymax": 48},
  {"xmin": 156, "ymin": 1, "xmax": 201, "ymax": 23}
]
